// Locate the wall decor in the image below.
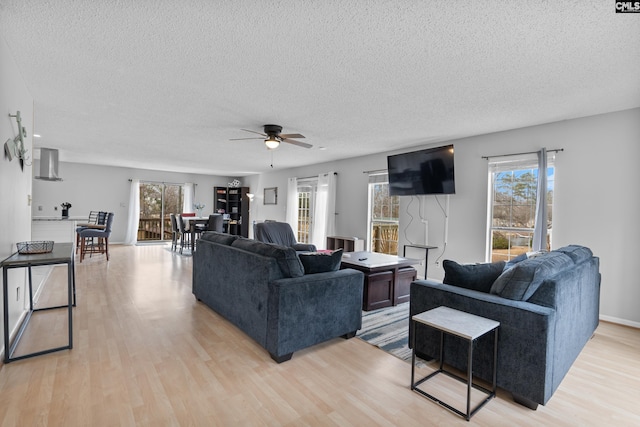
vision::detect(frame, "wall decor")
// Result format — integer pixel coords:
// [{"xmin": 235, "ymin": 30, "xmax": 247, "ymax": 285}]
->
[
  {"xmin": 264, "ymin": 187, "xmax": 278, "ymax": 205},
  {"xmin": 4, "ymin": 111, "xmax": 31, "ymax": 170}
]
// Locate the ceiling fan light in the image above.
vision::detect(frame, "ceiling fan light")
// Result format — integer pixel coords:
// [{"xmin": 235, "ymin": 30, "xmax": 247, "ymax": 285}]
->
[{"xmin": 264, "ymin": 135, "xmax": 280, "ymax": 149}]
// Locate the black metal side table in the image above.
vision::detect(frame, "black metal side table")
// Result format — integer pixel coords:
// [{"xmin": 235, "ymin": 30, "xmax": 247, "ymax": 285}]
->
[
  {"xmin": 403, "ymin": 244, "xmax": 437, "ymax": 279},
  {"xmin": 2, "ymin": 242, "xmax": 76, "ymax": 363}
]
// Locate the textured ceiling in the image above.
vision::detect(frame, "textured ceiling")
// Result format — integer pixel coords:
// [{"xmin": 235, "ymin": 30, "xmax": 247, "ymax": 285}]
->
[{"xmin": 1, "ymin": 1, "xmax": 639, "ymax": 176}]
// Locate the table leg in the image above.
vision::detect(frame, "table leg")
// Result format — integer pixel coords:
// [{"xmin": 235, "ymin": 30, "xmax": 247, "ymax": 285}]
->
[
  {"xmin": 28, "ymin": 266, "xmax": 34, "ymax": 310},
  {"xmin": 411, "ymin": 319, "xmax": 416, "ymax": 389},
  {"xmin": 191, "ymin": 223, "xmax": 196, "ymax": 252},
  {"xmin": 493, "ymin": 328, "xmax": 498, "ymax": 394},
  {"xmin": 72, "ymin": 256, "xmax": 77, "ymax": 307},
  {"xmin": 467, "ymin": 339, "xmax": 473, "ymax": 420},
  {"xmin": 3, "ymin": 267, "xmax": 9, "ymax": 363},
  {"xmin": 67, "ymin": 260, "xmax": 73, "ymax": 349}
]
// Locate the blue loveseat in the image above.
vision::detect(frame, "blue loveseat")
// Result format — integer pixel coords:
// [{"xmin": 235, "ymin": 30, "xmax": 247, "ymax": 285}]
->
[
  {"xmin": 193, "ymin": 232, "xmax": 364, "ymax": 362},
  {"xmin": 409, "ymin": 245, "xmax": 601, "ymax": 409}
]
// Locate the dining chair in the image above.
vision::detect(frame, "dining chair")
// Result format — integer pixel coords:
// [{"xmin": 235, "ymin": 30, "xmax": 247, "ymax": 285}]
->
[
  {"xmin": 177, "ymin": 214, "xmax": 190, "ymax": 254},
  {"xmin": 87, "ymin": 211, "xmax": 99, "ymax": 224},
  {"xmin": 207, "ymin": 214, "xmax": 224, "ymax": 232},
  {"xmin": 79, "ymin": 212, "xmax": 114, "ymax": 262},
  {"xmin": 169, "ymin": 213, "xmax": 179, "ymax": 251}
]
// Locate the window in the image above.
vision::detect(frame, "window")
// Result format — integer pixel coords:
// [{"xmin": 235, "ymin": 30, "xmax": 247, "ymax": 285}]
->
[
  {"xmin": 368, "ymin": 173, "xmax": 400, "ymax": 255},
  {"xmin": 488, "ymin": 155, "xmax": 554, "ymax": 262},
  {"xmin": 297, "ymin": 182, "xmax": 314, "ymax": 244},
  {"xmin": 290, "ymin": 173, "xmax": 336, "ymax": 248}
]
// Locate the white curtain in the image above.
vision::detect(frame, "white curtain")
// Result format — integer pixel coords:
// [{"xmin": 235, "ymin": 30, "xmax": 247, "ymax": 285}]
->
[
  {"xmin": 532, "ymin": 148, "xmax": 548, "ymax": 251},
  {"xmin": 311, "ymin": 172, "xmax": 336, "ymax": 249},
  {"xmin": 124, "ymin": 179, "xmax": 140, "ymax": 245},
  {"xmin": 183, "ymin": 182, "xmax": 195, "ymax": 213},
  {"xmin": 286, "ymin": 177, "xmax": 298, "ymax": 236}
]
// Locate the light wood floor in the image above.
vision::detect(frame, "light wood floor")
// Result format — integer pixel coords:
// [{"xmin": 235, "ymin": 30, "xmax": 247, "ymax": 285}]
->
[{"xmin": 1, "ymin": 244, "xmax": 639, "ymax": 426}]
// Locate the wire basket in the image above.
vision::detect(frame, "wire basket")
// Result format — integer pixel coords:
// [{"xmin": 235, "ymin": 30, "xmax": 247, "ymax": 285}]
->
[{"xmin": 16, "ymin": 241, "xmax": 54, "ymax": 254}]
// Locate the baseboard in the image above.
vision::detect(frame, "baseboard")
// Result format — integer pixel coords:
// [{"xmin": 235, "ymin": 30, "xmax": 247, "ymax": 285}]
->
[
  {"xmin": 600, "ymin": 315, "xmax": 640, "ymax": 329},
  {"xmin": 0, "ymin": 308, "xmax": 30, "ymax": 365}
]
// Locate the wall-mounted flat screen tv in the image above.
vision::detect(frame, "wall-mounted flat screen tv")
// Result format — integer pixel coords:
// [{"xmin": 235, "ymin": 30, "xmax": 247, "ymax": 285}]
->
[{"xmin": 387, "ymin": 144, "xmax": 455, "ymax": 196}]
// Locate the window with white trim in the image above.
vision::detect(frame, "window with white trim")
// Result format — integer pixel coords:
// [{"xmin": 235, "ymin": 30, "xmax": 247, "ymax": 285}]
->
[
  {"xmin": 487, "ymin": 155, "xmax": 554, "ymax": 262},
  {"xmin": 296, "ymin": 179, "xmax": 317, "ymax": 244},
  {"xmin": 367, "ymin": 173, "xmax": 399, "ymax": 254}
]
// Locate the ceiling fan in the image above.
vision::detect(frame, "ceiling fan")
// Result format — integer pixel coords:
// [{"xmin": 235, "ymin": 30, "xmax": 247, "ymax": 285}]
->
[{"xmin": 230, "ymin": 124, "xmax": 312, "ymax": 150}]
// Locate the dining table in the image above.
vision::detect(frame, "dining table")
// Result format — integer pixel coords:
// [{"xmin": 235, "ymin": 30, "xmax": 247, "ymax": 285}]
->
[{"xmin": 182, "ymin": 216, "xmax": 209, "ymax": 251}]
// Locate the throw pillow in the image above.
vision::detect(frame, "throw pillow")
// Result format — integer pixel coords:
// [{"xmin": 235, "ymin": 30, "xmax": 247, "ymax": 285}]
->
[
  {"xmin": 503, "ymin": 253, "xmax": 527, "ymax": 271},
  {"xmin": 442, "ymin": 260, "xmax": 506, "ymax": 293},
  {"xmin": 299, "ymin": 249, "xmax": 344, "ymax": 274},
  {"xmin": 490, "ymin": 252, "xmax": 573, "ymax": 301}
]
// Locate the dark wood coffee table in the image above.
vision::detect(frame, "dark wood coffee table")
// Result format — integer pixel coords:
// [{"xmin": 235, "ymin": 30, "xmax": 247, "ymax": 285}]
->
[{"xmin": 340, "ymin": 251, "xmax": 419, "ymax": 311}]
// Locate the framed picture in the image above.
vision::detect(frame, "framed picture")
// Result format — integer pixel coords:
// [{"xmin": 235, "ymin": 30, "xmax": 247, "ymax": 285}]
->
[{"xmin": 264, "ymin": 187, "xmax": 278, "ymax": 205}]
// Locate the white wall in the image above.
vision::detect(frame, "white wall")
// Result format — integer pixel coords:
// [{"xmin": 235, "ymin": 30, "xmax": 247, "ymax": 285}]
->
[
  {"xmin": 1, "ymin": 34, "xmax": 34, "ymax": 357},
  {"xmin": 31, "ymin": 162, "xmax": 236, "ymax": 243},
  {"xmin": 24, "ymin": 105, "xmax": 640, "ymax": 327},
  {"xmin": 244, "ymin": 153, "xmax": 380, "ymax": 241},
  {"xmin": 246, "ymin": 108, "xmax": 640, "ymax": 326}
]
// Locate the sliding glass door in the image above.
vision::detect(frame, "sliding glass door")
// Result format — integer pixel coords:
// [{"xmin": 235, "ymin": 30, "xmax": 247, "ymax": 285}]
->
[{"xmin": 138, "ymin": 182, "xmax": 184, "ymax": 241}]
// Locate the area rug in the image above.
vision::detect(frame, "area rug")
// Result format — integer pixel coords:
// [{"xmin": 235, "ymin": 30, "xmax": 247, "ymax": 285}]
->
[{"xmin": 356, "ymin": 302, "xmax": 412, "ymax": 362}]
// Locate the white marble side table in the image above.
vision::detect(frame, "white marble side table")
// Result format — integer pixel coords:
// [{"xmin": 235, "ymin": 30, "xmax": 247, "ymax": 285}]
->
[{"xmin": 411, "ymin": 306, "xmax": 500, "ymax": 421}]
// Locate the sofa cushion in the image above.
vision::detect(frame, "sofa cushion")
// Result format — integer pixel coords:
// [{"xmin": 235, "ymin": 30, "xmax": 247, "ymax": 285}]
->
[
  {"xmin": 490, "ymin": 252, "xmax": 573, "ymax": 301},
  {"xmin": 555, "ymin": 245, "xmax": 593, "ymax": 264},
  {"xmin": 299, "ymin": 249, "xmax": 343, "ymax": 274},
  {"xmin": 231, "ymin": 238, "xmax": 305, "ymax": 278},
  {"xmin": 200, "ymin": 231, "xmax": 238, "ymax": 246},
  {"xmin": 443, "ymin": 260, "xmax": 505, "ymax": 293}
]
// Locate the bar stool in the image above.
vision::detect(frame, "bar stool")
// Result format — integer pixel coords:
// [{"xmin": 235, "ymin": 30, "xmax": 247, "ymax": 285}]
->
[
  {"xmin": 79, "ymin": 212, "xmax": 114, "ymax": 262},
  {"xmin": 75, "ymin": 211, "xmax": 107, "ymax": 253}
]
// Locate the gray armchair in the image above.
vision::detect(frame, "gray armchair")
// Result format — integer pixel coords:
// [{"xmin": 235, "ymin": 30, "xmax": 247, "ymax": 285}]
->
[{"xmin": 253, "ymin": 221, "xmax": 316, "ymax": 252}]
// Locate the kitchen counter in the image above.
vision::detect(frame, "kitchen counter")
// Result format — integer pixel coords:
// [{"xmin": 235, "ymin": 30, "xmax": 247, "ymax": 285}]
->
[
  {"xmin": 32, "ymin": 217, "xmax": 86, "ymax": 242},
  {"xmin": 33, "ymin": 216, "xmax": 87, "ymax": 221}
]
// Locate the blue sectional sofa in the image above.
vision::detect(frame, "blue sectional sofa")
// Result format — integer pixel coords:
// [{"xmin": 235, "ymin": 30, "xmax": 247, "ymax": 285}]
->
[
  {"xmin": 409, "ymin": 245, "xmax": 601, "ymax": 409},
  {"xmin": 192, "ymin": 232, "xmax": 364, "ymax": 362}
]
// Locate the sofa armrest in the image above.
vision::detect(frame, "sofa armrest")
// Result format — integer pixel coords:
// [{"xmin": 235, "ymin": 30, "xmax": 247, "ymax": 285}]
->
[
  {"xmin": 409, "ymin": 280, "xmax": 556, "ymax": 405},
  {"xmin": 292, "ymin": 243, "xmax": 317, "ymax": 252},
  {"xmin": 410, "ymin": 280, "xmax": 554, "ymax": 320},
  {"xmin": 266, "ymin": 268, "xmax": 364, "ymax": 359}
]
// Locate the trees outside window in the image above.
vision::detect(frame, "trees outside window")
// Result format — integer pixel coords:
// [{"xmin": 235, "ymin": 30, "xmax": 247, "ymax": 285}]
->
[
  {"xmin": 489, "ymin": 161, "xmax": 554, "ymax": 262},
  {"xmin": 139, "ymin": 183, "xmax": 184, "ymax": 241},
  {"xmin": 368, "ymin": 175, "xmax": 399, "ymax": 255}
]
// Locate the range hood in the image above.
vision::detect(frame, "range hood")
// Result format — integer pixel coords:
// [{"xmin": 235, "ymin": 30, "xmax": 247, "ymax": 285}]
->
[{"xmin": 35, "ymin": 148, "xmax": 63, "ymax": 181}]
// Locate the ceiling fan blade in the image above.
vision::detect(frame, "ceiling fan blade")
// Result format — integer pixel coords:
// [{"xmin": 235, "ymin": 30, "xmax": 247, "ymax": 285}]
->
[
  {"xmin": 282, "ymin": 138, "xmax": 312, "ymax": 149},
  {"xmin": 240, "ymin": 129, "xmax": 267, "ymax": 137},
  {"xmin": 279, "ymin": 133, "xmax": 305, "ymax": 139},
  {"xmin": 229, "ymin": 137, "xmax": 263, "ymax": 141}
]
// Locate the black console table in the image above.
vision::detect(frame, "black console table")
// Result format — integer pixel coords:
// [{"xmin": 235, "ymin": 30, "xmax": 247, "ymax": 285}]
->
[
  {"xmin": 2, "ymin": 242, "xmax": 75, "ymax": 363},
  {"xmin": 403, "ymin": 244, "xmax": 437, "ymax": 280}
]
